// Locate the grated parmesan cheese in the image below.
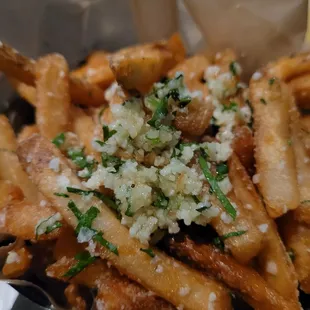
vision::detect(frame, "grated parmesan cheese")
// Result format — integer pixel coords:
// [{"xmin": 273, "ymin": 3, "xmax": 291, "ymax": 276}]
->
[
  {"xmin": 6, "ymin": 251, "xmax": 20, "ymax": 264},
  {"xmin": 266, "ymin": 261, "xmax": 278, "ymax": 275}
]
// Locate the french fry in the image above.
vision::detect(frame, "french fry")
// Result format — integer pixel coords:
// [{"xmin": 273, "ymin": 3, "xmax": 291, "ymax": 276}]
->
[
  {"xmin": 1, "ymin": 200, "xmax": 63, "ymax": 241},
  {"xmin": 300, "ymin": 115, "xmax": 310, "ymax": 155},
  {"xmin": 17, "ymin": 125, "xmax": 39, "ymax": 143},
  {"xmin": 168, "ymin": 55, "xmax": 214, "ymax": 136},
  {"xmin": 267, "ymin": 52, "xmax": 310, "ymax": 81},
  {"xmin": 18, "ymin": 135, "xmax": 232, "ymax": 310},
  {"xmin": 210, "ymin": 190, "xmax": 263, "ymax": 264},
  {"xmin": 0, "ymin": 42, "xmax": 106, "ymax": 107},
  {"xmin": 109, "ymin": 33, "xmax": 185, "ymax": 94},
  {"xmin": 250, "ymin": 76, "xmax": 299, "ymax": 217},
  {"xmin": 169, "ymin": 237, "xmax": 299, "ymax": 310},
  {"xmin": 289, "ymin": 74, "xmax": 310, "ymax": 110},
  {"xmin": 64, "ymin": 284, "xmax": 86, "ymax": 310},
  {"xmin": 289, "ymin": 104, "xmax": 310, "ymax": 224},
  {"xmin": 279, "ymin": 215, "xmax": 310, "ymax": 294},
  {"xmin": 2, "ymin": 246, "xmax": 32, "ymax": 278},
  {"xmin": 0, "ymin": 180, "xmax": 24, "ymax": 209},
  {"xmin": 0, "ymin": 115, "xmax": 39, "ymax": 202},
  {"xmin": 232, "ymin": 125, "xmax": 255, "ymax": 175},
  {"xmin": 71, "ymin": 51, "xmax": 115, "ymax": 90},
  {"xmin": 35, "ymin": 54, "xmax": 70, "ymax": 139},
  {"xmin": 228, "ymin": 154, "xmax": 299, "ymax": 302},
  {"xmin": 9, "ymin": 78, "xmax": 36, "ymax": 105}
]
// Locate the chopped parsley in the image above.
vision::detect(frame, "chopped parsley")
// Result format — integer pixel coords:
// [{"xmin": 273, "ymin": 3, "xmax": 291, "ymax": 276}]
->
[
  {"xmin": 66, "ymin": 187, "xmax": 119, "ymax": 211},
  {"xmin": 167, "ymin": 88, "xmax": 191, "ymax": 108},
  {"xmin": 101, "ymin": 153, "xmax": 124, "ymax": 172},
  {"xmin": 54, "ymin": 192, "xmax": 69, "ymax": 198},
  {"xmin": 213, "ymin": 230, "xmax": 247, "ymax": 251},
  {"xmin": 269, "ymin": 77, "xmax": 276, "ymax": 85},
  {"xmin": 35, "ymin": 215, "xmax": 62, "ymax": 239},
  {"xmin": 147, "ymin": 96, "xmax": 169, "ymax": 129},
  {"xmin": 260, "ymin": 98, "xmax": 267, "ymax": 105},
  {"xmin": 45, "ymin": 222, "xmax": 62, "ymax": 234},
  {"xmin": 301, "ymin": 200, "xmax": 310, "ymax": 204},
  {"xmin": 153, "ymin": 190, "xmax": 169, "ymax": 209},
  {"xmin": 98, "ymin": 106, "xmax": 108, "ymax": 124},
  {"xmin": 229, "ymin": 61, "xmax": 238, "ymax": 76},
  {"xmin": 67, "ymin": 148, "xmax": 95, "ymax": 178},
  {"xmin": 52, "ymin": 133, "xmax": 65, "ymax": 148},
  {"xmin": 140, "ymin": 248, "xmax": 155, "ymax": 258},
  {"xmin": 196, "ymin": 206, "xmax": 210, "ymax": 212},
  {"xmin": 216, "ymin": 163, "xmax": 228, "ymax": 181},
  {"xmin": 103, "ymin": 125, "xmax": 116, "ymax": 142},
  {"xmin": 63, "ymin": 251, "xmax": 96, "ymax": 278},
  {"xmin": 199, "ymin": 156, "xmax": 237, "ymax": 220},
  {"xmin": 222, "ymin": 102, "xmax": 238, "ymax": 112},
  {"xmin": 67, "ymin": 200, "xmax": 118, "ymax": 255},
  {"xmin": 287, "ymin": 139, "xmax": 292, "ymax": 146},
  {"xmin": 125, "ymin": 199, "xmax": 134, "ymax": 217}
]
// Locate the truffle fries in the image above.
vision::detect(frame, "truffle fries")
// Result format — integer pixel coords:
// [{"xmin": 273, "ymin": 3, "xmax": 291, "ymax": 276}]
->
[
  {"xmin": 18, "ymin": 135, "xmax": 232, "ymax": 310},
  {"xmin": 250, "ymin": 76, "xmax": 299, "ymax": 218}
]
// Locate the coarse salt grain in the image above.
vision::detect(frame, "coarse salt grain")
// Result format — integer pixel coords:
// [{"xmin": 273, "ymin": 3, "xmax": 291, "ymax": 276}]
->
[
  {"xmin": 252, "ymin": 71, "xmax": 263, "ymax": 80},
  {"xmin": 179, "ymin": 286, "xmax": 190, "ymax": 296},
  {"xmin": 49, "ymin": 157, "xmax": 60, "ymax": 172},
  {"xmin": 40, "ymin": 200, "xmax": 47, "ymax": 207},
  {"xmin": 266, "ymin": 261, "xmax": 278, "ymax": 275},
  {"xmin": 220, "ymin": 212, "xmax": 233, "ymax": 224},
  {"xmin": 155, "ymin": 265, "xmax": 163, "ymax": 273},
  {"xmin": 245, "ymin": 204, "xmax": 252, "ymax": 210},
  {"xmin": 252, "ymin": 174, "xmax": 260, "ymax": 184},
  {"xmin": 258, "ymin": 223, "xmax": 269, "ymax": 233}
]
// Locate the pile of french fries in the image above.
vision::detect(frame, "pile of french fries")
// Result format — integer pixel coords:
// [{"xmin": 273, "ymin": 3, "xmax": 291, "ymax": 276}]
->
[{"xmin": 0, "ymin": 33, "xmax": 310, "ymax": 310}]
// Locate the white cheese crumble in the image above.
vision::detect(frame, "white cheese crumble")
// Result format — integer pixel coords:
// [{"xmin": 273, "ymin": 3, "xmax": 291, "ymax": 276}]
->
[
  {"xmin": 155, "ymin": 265, "xmax": 164, "ymax": 273},
  {"xmin": 252, "ymin": 71, "xmax": 263, "ymax": 80},
  {"xmin": 208, "ymin": 292, "xmax": 217, "ymax": 310},
  {"xmin": 258, "ymin": 223, "xmax": 269, "ymax": 233},
  {"xmin": 266, "ymin": 261, "xmax": 278, "ymax": 275},
  {"xmin": 39, "ymin": 200, "xmax": 48, "ymax": 207},
  {"xmin": 6, "ymin": 251, "xmax": 20, "ymax": 264},
  {"xmin": 252, "ymin": 174, "xmax": 260, "ymax": 184},
  {"xmin": 56, "ymin": 175, "xmax": 70, "ymax": 190}
]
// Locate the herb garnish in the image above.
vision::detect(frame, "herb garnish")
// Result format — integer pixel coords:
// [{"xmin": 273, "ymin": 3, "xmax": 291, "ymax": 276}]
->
[
  {"xmin": 287, "ymin": 139, "xmax": 292, "ymax": 146},
  {"xmin": 288, "ymin": 249, "xmax": 295, "ymax": 262},
  {"xmin": 54, "ymin": 192, "xmax": 69, "ymax": 198},
  {"xmin": 140, "ymin": 248, "xmax": 155, "ymax": 258},
  {"xmin": 147, "ymin": 96, "xmax": 169, "ymax": 129},
  {"xmin": 213, "ymin": 230, "xmax": 247, "ymax": 251},
  {"xmin": 103, "ymin": 125, "xmax": 116, "ymax": 142},
  {"xmin": 196, "ymin": 206, "xmax": 210, "ymax": 212},
  {"xmin": 222, "ymin": 102, "xmax": 238, "ymax": 112},
  {"xmin": 216, "ymin": 163, "xmax": 228, "ymax": 181},
  {"xmin": 67, "ymin": 148, "xmax": 95, "ymax": 178},
  {"xmin": 269, "ymin": 77, "xmax": 276, "ymax": 85},
  {"xmin": 52, "ymin": 133, "xmax": 65, "ymax": 148},
  {"xmin": 153, "ymin": 190, "xmax": 169, "ymax": 209},
  {"xmin": 260, "ymin": 98, "xmax": 267, "ymax": 105},
  {"xmin": 63, "ymin": 251, "xmax": 96, "ymax": 278},
  {"xmin": 66, "ymin": 187, "xmax": 118, "ymax": 211},
  {"xmin": 67, "ymin": 200, "xmax": 118, "ymax": 255},
  {"xmin": 35, "ymin": 215, "xmax": 62, "ymax": 239},
  {"xmin": 101, "ymin": 153, "xmax": 124, "ymax": 172},
  {"xmin": 301, "ymin": 200, "xmax": 310, "ymax": 204},
  {"xmin": 229, "ymin": 61, "xmax": 238, "ymax": 76},
  {"xmin": 199, "ymin": 156, "xmax": 237, "ymax": 220}
]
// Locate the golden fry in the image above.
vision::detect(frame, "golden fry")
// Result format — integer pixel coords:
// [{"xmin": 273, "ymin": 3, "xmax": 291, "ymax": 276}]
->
[
  {"xmin": 250, "ymin": 76, "xmax": 299, "ymax": 217},
  {"xmin": 0, "ymin": 180, "xmax": 24, "ymax": 209},
  {"xmin": 18, "ymin": 135, "xmax": 232, "ymax": 310},
  {"xmin": 0, "ymin": 42, "xmax": 106, "ymax": 107},
  {"xmin": 2, "ymin": 200, "xmax": 63, "ymax": 241},
  {"xmin": 64, "ymin": 284, "xmax": 86, "ymax": 310},
  {"xmin": 0, "ymin": 114, "xmax": 18, "ymax": 151},
  {"xmin": 280, "ymin": 215, "xmax": 310, "ymax": 294},
  {"xmin": 170, "ymin": 237, "xmax": 299, "ymax": 310},
  {"xmin": 289, "ymin": 74, "xmax": 310, "ymax": 110},
  {"xmin": 2, "ymin": 246, "xmax": 32, "ymax": 278},
  {"xmin": 228, "ymin": 154, "xmax": 299, "ymax": 302},
  {"xmin": 110, "ymin": 33, "xmax": 185, "ymax": 94},
  {"xmin": 35, "ymin": 54, "xmax": 70, "ymax": 139}
]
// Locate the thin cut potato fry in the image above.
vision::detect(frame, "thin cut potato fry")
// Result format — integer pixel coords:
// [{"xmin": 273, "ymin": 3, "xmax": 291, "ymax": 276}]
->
[
  {"xmin": 0, "ymin": 42, "xmax": 106, "ymax": 107},
  {"xmin": 71, "ymin": 51, "xmax": 115, "ymax": 90},
  {"xmin": 228, "ymin": 154, "xmax": 299, "ymax": 302},
  {"xmin": 35, "ymin": 54, "xmax": 70, "ymax": 139},
  {"xmin": 169, "ymin": 237, "xmax": 299, "ymax": 310},
  {"xmin": 1, "ymin": 200, "xmax": 63, "ymax": 240},
  {"xmin": 17, "ymin": 125, "xmax": 39, "ymax": 143},
  {"xmin": 2, "ymin": 246, "xmax": 32, "ymax": 278},
  {"xmin": 18, "ymin": 135, "xmax": 232, "ymax": 310},
  {"xmin": 280, "ymin": 215, "xmax": 310, "ymax": 294},
  {"xmin": 250, "ymin": 76, "xmax": 299, "ymax": 217},
  {"xmin": 289, "ymin": 74, "xmax": 310, "ymax": 110},
  {"xmin": 289, "ymin": 104, "xmax": 310, "ymax": 224},
  {"xmin": 210, "ymin": 190, "xmax": 263, "ymax": 264},
  {"xmin": 0, "ymin": 115, "xmax": 39, "ymax": 202},
  {"xmin": 64, "ymin": 284, "xmax": 86, "ymax": 310},
  {"xmin": 71, "ymin": 107, "xmax": 101, "ymax": 162},
  {"xmin": 267, "ymin": 52, "xmax": 310, "ymax": 81},
  {"xmin": 110, "ymin": 33, "xmax": 185, "ymax": 94},
  {"xmin": 50, "ymin": 233, "xmax": 175, "ymax": 310},
  {"xmin": 168, "ymin": 55, "xmax": 214, "ymax": 136},
  {"xmin": 0, "ymin": 180, "xmax": 24, "ymax": 209},
  {"xmin": 232, "ymin": 125, "xmax": 255, "ymax": 175}
]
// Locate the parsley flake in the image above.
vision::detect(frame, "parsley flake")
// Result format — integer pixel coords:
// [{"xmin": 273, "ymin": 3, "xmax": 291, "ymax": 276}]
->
[
  {"xmin": 269, "ymin": 77, "xmax": 276, "ymax": 85},
  {"xmin": 260, "ymin": 98, "xmax": 267, "ymax": 105},
  {"xmin": 52, "ymin": 133, "xmax": 65, "ymax": 148},
  {"xmin": 140, "ymin": 248, "xmax": 155, "ymax": 258},
  {"xmin": 54, "ymin": 192, "xmax": 69, "ymax": 198},
  {"xmin": 222, "ymin": 102, "xmax": 238, "ymax": 112}
]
